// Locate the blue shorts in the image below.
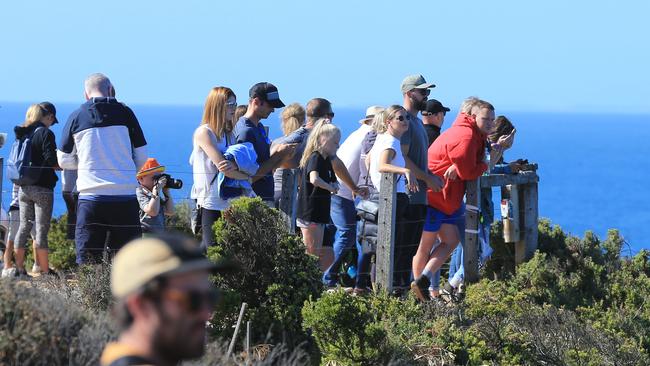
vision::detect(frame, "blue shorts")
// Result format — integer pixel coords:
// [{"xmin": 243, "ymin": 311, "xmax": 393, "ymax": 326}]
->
[{"xmin": 423, "ymin": 204, "xmax": 465, "ymax": 233}]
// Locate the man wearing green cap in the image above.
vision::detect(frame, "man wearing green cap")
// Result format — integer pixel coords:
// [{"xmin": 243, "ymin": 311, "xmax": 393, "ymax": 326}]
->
[{"xmin": 100, "ymin": 234, "xmax": 230, "ymax": 366}]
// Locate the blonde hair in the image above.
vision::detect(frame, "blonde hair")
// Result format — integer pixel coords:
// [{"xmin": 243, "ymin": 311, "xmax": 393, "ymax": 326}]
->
[
  {"xmin": 470, "ymin": 100, "xmax": 495, "ymax": 115},
  {"xmin": 280, "ymin": 103, "xmax": 305, "ymax": 136},
  {"xmin": 201, "ymin": 87, "xmax": 236, "ymax": 140},
  {"xmin": 23, "ymin": 104, "xmax": 46, "ymax": 127},
  {"xmin": 233, "ymin": 105, "xmax": 247, "ymax": 123},
  {"xmin": 371, "ymin": 105, "xmax": 405, "ymax": 134},
  {"xmin": 460, "ymin": 96, "xmax": 480, "ymax": 114},
  {"xmin": 299, "ymin": 119, "xmax": 340, "ymax": 168}
]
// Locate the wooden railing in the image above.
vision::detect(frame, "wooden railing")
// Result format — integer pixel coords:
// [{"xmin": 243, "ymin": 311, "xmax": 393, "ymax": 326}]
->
[{"xmin": 277, "ymin": 166, "xmax": 540, "ymax": 291}]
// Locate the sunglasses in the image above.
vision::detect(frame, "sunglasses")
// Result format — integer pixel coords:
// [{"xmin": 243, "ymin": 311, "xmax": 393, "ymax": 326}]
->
[
  {"xmin": 394, "ymin": 115, "xmax": 411, "ymax": 122},
  {"xmin": 422, "ymin": 111, "xmax": 446, "ymax": 117},
  {"xmin": 414, "ymin": 89, "xmax": 430, "ymax": 97},
  {"xmin": 226, "ymin": 101, "xmax": 237, "ymax": 107},
  {"xmin": 162, "ymin": 287, "xmax": 221, "ymax": 313}
]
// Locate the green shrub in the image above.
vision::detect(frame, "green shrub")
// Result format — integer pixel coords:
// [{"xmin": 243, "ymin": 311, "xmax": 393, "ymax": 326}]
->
[
  {"xmin": 207, "ymin": 197, "xmax": 322, "ymax": 348},
  {"xmin": 302, "ymin": 290, "xmax": 391, "ymax": 365},
  {"xmin": 302, "ymin": 218, "xmax": 650, "ymax": 365},
  {"xmin": 302, "ymin": 290, "xmax": 449, "ymax": 365},
  {"xmin": 46, "ymin": 214, "xmax": 77, "ymax": 271},
  {"xmin": 165, "ymin": 200, "xmax": 194, "ymax": 236}
]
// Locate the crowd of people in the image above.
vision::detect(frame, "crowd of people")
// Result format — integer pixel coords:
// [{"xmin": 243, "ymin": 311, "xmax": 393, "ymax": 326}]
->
[
  {"xmin": 0, "ymin": 72, "xmax": 527, "ymax": 364},
  {"xmin": 1, "ymin": 72, "xmax": 525, "ymax": 299}
]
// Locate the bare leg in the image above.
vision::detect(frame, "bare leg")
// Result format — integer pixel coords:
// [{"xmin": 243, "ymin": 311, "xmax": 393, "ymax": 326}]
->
[
  {"xmin": 31, "ymin": 240, "xmax": 40, "ymax": 271},
  {"xmin": 35, "ymin": 249, "xmax": 49, "ymax": 273},
  {"xmin": 423, "ymin": 223, "xmax": 460, "ymax": 275},
  {"xmin": 301, "ymin": 225, "xmax": 326, "ymax": 271},
  {"xmin": 412, "ymin": 231, "xmax": 438, "ymax": 279},
  {"xmin": 3, "ymin": 241, "xmax": 14, "ymax": 269},
  {"xmin": 15, "ymin": 248, "xmax": 26, "ymax": 271}
]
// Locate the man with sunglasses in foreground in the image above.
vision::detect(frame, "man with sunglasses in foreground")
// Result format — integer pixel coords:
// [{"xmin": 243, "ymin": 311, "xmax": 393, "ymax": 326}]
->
[{"xmin": 100, "ymin": 233, "xmax": 231, "ymax": 366}]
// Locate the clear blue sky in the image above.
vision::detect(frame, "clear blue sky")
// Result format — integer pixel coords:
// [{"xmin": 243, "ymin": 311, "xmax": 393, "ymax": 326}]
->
[{"xmin": 1, "ymin": 0, "xmax": 648, "ymax": 113}]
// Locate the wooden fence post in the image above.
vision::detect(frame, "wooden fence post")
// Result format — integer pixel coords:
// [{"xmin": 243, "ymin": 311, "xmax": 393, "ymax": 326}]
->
[
  {"xmin": 376, "ymin": 173, "xmax": 397, "ymax": 293},
  {"xmin": 516, "ymin": 183, "xmax": 539, "ymax": 263},
  {"xmin": 464, "ymin": 179, "xmax": 480, "ymax": 283},
  {"xmin": 279, "ymin": 168, "xmax": 298, "ymax": 233},
  {"xmin": 501, "ymin": 184, "xmax": 521, "ymax": 243},
  {"xmin": 227, "ymin": 302, "xmax": 248, "ymax": 359}
]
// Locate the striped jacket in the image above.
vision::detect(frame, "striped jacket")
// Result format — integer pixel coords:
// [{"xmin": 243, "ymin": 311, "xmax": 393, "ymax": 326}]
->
[{"xmin": 57, "ymin": 97, "xmax": 147, "ymax": 197}]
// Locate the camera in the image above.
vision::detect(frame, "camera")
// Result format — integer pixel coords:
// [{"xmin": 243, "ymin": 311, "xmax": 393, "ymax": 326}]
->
[{"xmin": 155, "ymin": 173, "xmax": 183, "ymax": 189}]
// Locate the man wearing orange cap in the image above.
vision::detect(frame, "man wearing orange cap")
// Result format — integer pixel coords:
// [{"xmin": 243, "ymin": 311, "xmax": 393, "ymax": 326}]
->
[{"xmin": 136, "ymin": 158, "xmax": 174, "ymax": 234}]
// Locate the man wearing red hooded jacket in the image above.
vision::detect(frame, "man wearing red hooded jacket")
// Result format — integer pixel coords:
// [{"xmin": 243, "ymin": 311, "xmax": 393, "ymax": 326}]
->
[{"xmin": 410, "ymin": 99, "xmax": 495, "ymax": 302}]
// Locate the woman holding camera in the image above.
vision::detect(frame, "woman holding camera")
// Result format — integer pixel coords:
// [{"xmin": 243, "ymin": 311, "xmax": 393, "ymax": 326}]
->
[{"xmin": 191, "ymin": 87, "xmax": 250, "ymax": 252}]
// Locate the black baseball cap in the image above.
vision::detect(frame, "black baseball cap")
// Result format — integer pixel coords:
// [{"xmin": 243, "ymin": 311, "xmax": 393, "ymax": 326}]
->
[
  {"xmin": 249, "ymin": 82, "xmax": 285, "ymax": 108},
  {"xmin": 423, "ymin": 99, "xmax": 450, "ymax": 114},
  {"xmin": 38, "ymin": 101, "xmax": 58, "ymax": 124}
]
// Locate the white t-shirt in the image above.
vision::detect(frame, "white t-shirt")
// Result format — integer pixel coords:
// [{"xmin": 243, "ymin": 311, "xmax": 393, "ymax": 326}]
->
[
  {"xmin": 190, "ymin": 125, "xmax": 234, "ymax": 211},
  {"xmin": 369, "ymin": 133, "xmax": 406, "ymax": 193},
  {"xmin": 335, "ymin": 124, "xmax": 372, "ymax": 201}
]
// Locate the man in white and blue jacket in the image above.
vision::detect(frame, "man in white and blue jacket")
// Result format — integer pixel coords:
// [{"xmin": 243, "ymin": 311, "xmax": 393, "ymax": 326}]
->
[{"xmin": 57, "ymin": 73, "xmax": 148, "ymax": 264}]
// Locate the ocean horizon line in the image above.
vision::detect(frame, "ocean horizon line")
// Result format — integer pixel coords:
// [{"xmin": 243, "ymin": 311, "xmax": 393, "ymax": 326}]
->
[{"xmin": 1, "ymin": 100, "xmax": 650, "ymax": 117}]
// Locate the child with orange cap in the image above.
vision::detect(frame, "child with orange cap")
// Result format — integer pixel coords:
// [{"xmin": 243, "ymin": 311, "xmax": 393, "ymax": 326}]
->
[{"xmin": 136, "ymin": 158, "xmax": 174, "ymax": 234}]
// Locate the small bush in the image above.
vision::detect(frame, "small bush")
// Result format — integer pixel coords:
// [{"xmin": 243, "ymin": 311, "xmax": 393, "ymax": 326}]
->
[
  {"xmin": 0, "ymin": 279, "xmax": 115, "ymax": 365},
  {"xmin": 302, "ymin": 290, "xmax": 448, "ymax": 365},
  {"xmin": 76, "ymin": 259, "xmax": 114, "ymax": 312},
  {"xmin": 165, "ymin": 200, "xmax": 194, "ymax": 236},
  {"xmin": 207, "ymin": 197, "xmax": 322, "ymax": 348},
  {"xmin": 46, "ymin": 214, "xmax": 77, "ymax": 271},
  {"xmin": 302, "ymin": 290, "xmax": 392, "ymax": 365}
]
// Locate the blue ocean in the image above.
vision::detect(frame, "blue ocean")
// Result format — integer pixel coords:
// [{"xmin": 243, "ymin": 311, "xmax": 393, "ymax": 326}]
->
[{"xmin": 0, "ymin": 102, "xmax": 648, "ymax": 254}]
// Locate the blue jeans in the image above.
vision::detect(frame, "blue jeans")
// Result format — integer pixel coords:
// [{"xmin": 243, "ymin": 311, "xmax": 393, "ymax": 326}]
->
[
  {"xmin": 478, "ymin": 222, "xmax": 493, "ymax": 265},
  {"xmin": 355, "ymin": 220, "xmax": 374, "ymax": 289},
  {"xmin": 429, "ymin": 269, "xmax": 441, "ymax": 291},
  {"xmin": 448, "ymin": 213, "xmax": 466, "ymax": 284},
  {"xmin": 323, "ymin": 195, "xmax": 357, "ymax": 286}
]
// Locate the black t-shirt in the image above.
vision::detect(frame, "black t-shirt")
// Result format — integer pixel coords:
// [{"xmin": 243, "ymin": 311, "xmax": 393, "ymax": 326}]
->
[
  {"xmin": 296, "ymin": 152, "xmax": 336, "ymax": 224},
  {"xmin": 424, "ymin": 124, "xmax": 441, "ymax": 147}
]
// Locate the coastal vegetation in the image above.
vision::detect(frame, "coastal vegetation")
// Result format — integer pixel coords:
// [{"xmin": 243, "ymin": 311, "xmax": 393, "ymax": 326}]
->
[{"xmin": 0, "ymin": 197, "xmax": 648, "ymax": 365}]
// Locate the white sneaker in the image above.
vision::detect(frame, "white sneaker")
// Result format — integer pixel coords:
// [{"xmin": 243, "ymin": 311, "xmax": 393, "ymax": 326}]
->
[
  {"xmin": 1, "ymin": 268, "xmax": 17, "ymax": 278},
  {"xmin": 31, "ymin": 264, "xmax": 41, "ymax": 273}
]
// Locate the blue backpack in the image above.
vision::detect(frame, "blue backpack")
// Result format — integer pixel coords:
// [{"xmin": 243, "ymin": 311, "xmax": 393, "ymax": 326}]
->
[{"xmin": 6, "ymin": 127, "xmax": 43, "ymax": 185}]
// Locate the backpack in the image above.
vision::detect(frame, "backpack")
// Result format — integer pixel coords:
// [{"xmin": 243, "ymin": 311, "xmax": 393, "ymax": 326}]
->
[{"xmin": 6, "ymin": 127, "xmax": 43, "ymax": 185}]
